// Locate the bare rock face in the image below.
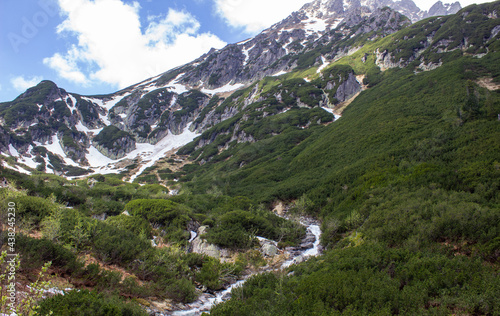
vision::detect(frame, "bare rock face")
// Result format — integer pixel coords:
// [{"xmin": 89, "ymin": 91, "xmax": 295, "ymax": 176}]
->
[
  {"xmin": 93, "ymin": 140, "xmax": 135, "ymax": 160},
  {"xmin": 424, "ymin": 1, "xmax": 461, "ymax": 19},
  {"xmin": 375, "ymin": 48, "xmax": 407, "ymax": 70},
  {"xmin": 191, "ymin": 226, "xmax": 222, "ymax": 259},
  {"xmin": 172, "ymin": 0, "xmax": 420, "ymax": 93},
  {"xmin": 334, "ymin": 73, "xmax": 362, "ymax": 102}
]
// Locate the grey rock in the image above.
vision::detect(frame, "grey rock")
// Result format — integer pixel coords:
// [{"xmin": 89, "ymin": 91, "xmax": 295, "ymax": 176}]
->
[
  {"xmin": 261, "ymin": 243, "xmax": 278, "ymax": 257},
  {"xmin": 425, "ymin": 1, "xmax": 461, "ymax": 19},
  {"xmin": 334, "ymin": 73, "xmax": 362, "ymax": 103},
  {"xmin": 300, "ymin": 242, "xmax": 315, "ymax": 249},
  {"xmin": 93, "ymin": 135, "xmax": 136, "ymax": 160},
  {"xmin": 191, "ymin": 226, "xmax": 222, "ymax": 259},
  {"xmin": 303, "ymin": 235, "xmax": 317, "ymax": 243}
]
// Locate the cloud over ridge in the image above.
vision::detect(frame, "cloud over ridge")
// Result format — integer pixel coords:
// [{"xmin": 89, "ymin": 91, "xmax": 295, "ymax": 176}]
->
[
  {"xmin": 44, "ymin": 0, "xmax": 226, "ymax": 89},
  {"xmin": 214, "ymin": 0, "xmax": 310, "ymax": 33}
]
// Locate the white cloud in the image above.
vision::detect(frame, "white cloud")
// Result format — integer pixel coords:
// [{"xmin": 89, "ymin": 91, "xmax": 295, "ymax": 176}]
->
[
  {"xmin": 11, "ymin": 76, "xmax": 44, "ymax": 91},
  {"xmin": 45, "ymin": 0, "xmax": 226, "ymax": 89},
  {"xmin": 214, "ymin": 0, "xmax": 310, "ymax": 34},
  {"xmin": 43, "ymin": 47, "xmax": 88, "ymax": 84}
]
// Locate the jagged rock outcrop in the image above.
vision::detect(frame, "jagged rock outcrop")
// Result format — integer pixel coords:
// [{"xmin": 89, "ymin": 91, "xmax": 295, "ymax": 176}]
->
[
  {"xmin": 193, "ymin": 106, "xmax": 239, "ymax": 133},
  {"xmin": 424, "ymin": 1, "xmax": 461, "ymax": 19},
  {"xmin": 331, "ymin": 73, "xmax": 362, "ymax": 102},
  {"xmin": 93, "ymin": 140, "xmax": 135, "ymax": 160},
  {"xmin": 168, "ymin": 113, "xmax": 193, "ymax": 135},
  {"xmin": 113, "ymin": 88, "xmax": 177, "ymax": 143},
  {"xmin": 93, "ymin": 139, "xmax": 135, "ymax": 160},
  {"xmin": 375, "ymin": 48, "xmax": 405, "ymax": 70},
  {"xmin": 171, "ymin": 0, "xmax": 422, "ymax": 90},
  {"xmin": 59, "ymin": 130, "xmax": 90, "ymax": 164}
]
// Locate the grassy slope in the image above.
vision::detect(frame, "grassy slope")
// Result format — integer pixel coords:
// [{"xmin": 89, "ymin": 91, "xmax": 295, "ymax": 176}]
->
[
  {"xmin": 181, "ymin": 52, "xmax": 500, "ymax": 207},
  {"xmin": 208, "ymin": 60, "xmax": 500, "ymax": 315}
]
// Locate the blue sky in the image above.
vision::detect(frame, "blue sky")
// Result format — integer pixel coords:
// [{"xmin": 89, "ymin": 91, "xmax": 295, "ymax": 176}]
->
[{"xmin": 0, "ymin": 0, "xmax": 492, "ymax": 102}]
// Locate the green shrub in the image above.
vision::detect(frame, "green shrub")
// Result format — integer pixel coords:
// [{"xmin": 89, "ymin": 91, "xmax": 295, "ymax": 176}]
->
[
  {"xmin": 92, "ymin": 223, "xmax": 151, "ymax": 264},
  {"xmin": 10, "ymin": 195, "xmax": 56, "ymax": 225},
  {"xmin": 38, "ymin": 290, "xmax": 147, "ymax": 316},
  {"xmin": 15, "ymin": 235, "xmax": 80, "ymax": 273},
  {"xmin": 105, "ymin": 215, "xmax": 153, "ymax": 239}
]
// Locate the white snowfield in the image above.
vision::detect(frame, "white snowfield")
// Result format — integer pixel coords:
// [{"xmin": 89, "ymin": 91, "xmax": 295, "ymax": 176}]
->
[
  {"xmin": 201, "ymin": 83, "xmax": 245, "ymax": 95},
  {"xmin": 3, "ymin": 122, "xmax": 198, "ymax": 181},
  {"xmin": 80, "ymin": 123, "xmax": 199, "ymax": 181},
  {"xmin": 128, "ymin": 123, "xmax": 198, "ymax": 182}
]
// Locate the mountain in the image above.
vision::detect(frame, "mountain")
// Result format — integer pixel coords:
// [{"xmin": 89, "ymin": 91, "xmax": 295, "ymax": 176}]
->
[
  {"xmin": 425, "ymin": 0, "xmax": 463, "ymax": 18},
  {"xmin": 0, "ymin": 0, "xmax": 499, "ymax": 315},
  {"xmin": 0, "ymin": 0, "xmax": 461, "ymax": 181}
]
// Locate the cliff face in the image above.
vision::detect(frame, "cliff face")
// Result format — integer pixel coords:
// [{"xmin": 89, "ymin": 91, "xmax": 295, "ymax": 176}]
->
[
  {"xmin": 332, "ymin": 73, "xmax": 362, "ymax": 103},
  {"xmin": 93, "ymin": 137, "xmax": 136, "ymax": 160}
]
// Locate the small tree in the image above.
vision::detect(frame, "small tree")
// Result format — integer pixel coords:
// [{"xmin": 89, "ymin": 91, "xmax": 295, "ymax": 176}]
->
[{"xmin": 0, "ymin": 251, "xmax": 53, "ymax": 315}]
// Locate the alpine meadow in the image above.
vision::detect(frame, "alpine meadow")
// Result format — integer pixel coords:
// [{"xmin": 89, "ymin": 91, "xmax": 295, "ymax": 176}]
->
[{"xmin": 0, "ymin": 0, "xmax": 499, "ymax": 315}]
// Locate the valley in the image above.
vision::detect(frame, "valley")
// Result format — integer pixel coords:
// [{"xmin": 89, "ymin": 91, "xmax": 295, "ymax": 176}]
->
[{"xmin": 0, "ymin": 0, "xmax": 499, "ymax": 315}]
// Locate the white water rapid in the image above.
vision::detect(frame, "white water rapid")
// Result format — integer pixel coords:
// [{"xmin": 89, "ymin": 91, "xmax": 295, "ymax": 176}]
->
[{"xmin": 188, "ymin": 231, "xmax": 198, "ymax": 243}]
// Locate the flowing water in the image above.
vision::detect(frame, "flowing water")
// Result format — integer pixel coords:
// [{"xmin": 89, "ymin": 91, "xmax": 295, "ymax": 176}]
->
[{"xmin": 167, "ymin": 218, "xmax": 322, "ymax": 316}]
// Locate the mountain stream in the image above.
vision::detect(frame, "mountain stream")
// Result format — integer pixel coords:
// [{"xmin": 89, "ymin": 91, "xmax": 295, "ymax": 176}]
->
[{"xmin": 167, "ymin": 218, "xmax": 322, "ymax": 316}]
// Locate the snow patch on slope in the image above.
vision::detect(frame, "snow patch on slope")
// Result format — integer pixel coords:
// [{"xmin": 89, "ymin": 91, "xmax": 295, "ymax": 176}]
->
[
  {"xmin": 321, "ymin": 106, "xmax": 341, "ymax": 120},
  {"xmin": 304, "ymin": 16, "xmax": 327, "ymax": 34},
  {"xmin": 1, "ymin": 160, "xmax": 30, "ymax": 175},
  {"xmin": 80, "ymin": 124, "xmax": 199, "ymax": 180},
  {"xmin": 75, "ymin": 121, "xmax": 103, "ymax": 134},
  {"xmin": 129, "ymin": 123, "xmax": 198, "ymax": 182},
  {"xmin": 202, "ymin": 83, "xmax": 245, "ymax": 95},
  {"xmin": 43, "ymin": 135, "xmax": 79, "ymax": 167},
  {"xmin": 272, "ymin": 70, "xmax": 288, "ymax": 77},
  {"xmin": 242, "ymin": 45, "xmax": 254, "ymax": 65},
  {"xmin": 168, "ymin": 84, "xmax": 189, "ymax": 94},
  {"xmin": 317, "ymin": 56, "xmax": 329, "ymax": 73},
  {"xmin": 8, "ymin": 144, "xmax": 20, "ymax": 157},
  {"xmin": 67, "ymin": 94, "xmax": 78, "ymax": 111},
  {"xmin": 85, "ymin": 146, "xmax": 118, "ymax": 175},
  {"xmin": 81, "ymin": 96, "xmax": 103, "ymax": 108}
]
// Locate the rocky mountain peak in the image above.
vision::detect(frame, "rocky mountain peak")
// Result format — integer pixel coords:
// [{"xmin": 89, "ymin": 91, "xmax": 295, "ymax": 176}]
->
[
  {"xmin": 16, "ymin": 80, "xmax": 67, "ymax": 107},
  {"xmin": 426, "ymin": 1, "xmax": 462, "ymax": 18},
  {"xmin": 293, "ymin": 0, "xmax": 461, "ymax": 25}
]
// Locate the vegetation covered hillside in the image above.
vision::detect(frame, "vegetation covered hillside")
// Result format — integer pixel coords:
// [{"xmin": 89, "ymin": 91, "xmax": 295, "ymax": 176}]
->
[
  {"xmin": 199, "ymin": 3, "xmax": 500, "ymax": 315},
  {"xmin": 0, "ymin": 1, "xmax": 499, "ymax": 315},
  {"xmin": 0, "ymin": 171, "xmax": 304, "ymax": 314}
]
